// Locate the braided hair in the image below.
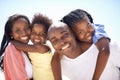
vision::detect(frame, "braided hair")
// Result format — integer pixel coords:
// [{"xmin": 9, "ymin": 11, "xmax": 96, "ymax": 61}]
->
[{"xmin": 61, "ymin": 9, "xmax": 93, "ymax": 28}]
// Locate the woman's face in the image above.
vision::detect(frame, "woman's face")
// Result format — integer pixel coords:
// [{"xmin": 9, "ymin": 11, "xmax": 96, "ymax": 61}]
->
[
  {"xmin": 11, "ymin": 18, "xmax": 31, "ymax": 43},
  {"xmin": 48, "ymin": 26, "xmax": 77, "ymax": 56},
  {"xmin": 30, "ymin": 24, "xmax": 46, "ymax": 44}
]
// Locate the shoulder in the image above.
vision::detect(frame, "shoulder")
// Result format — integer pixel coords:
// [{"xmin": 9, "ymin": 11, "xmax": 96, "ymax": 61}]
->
[
  {"xmin": 5, "ymin": 43, "xmax": 21, "ymax": 56},
  {"xmin": 5, "ymin": 43, "xmax": 16, "ymax": 51}
]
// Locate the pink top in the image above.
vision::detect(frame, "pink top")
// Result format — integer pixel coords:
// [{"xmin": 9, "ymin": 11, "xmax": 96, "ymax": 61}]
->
[{"xmin": 4, "ymin": 44, "xmax": 31, "ymax": 80}]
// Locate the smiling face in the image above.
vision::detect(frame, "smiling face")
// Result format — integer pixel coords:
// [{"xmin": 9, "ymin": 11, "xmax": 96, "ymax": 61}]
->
[
  {"xmin": 72, "ymin": 17, "xmax": 94, "ymax": 43},
  {"xmin": 48, "ymin": 24, "xmax": 78, "ymax": 57},
  {"xmin": 30, "ymin": 24, "xmax": 47, "ymax": 44},
  {"xmin": 11, "ymin": 18, "xmax": 31, "ymax": 43}
]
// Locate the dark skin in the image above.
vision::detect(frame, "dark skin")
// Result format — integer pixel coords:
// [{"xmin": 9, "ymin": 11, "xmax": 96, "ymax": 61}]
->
[
  {"xmin": 11, "ymin": 40, "xmax": 49, "ymax": 53},
  {"xmin": 92, "ymin": 38, "xmax": 110, "ymax": 80},
  {"xmin": 52, "ymin": 19, "xmax": 110, "ymax": 80},
  {"xmin": 51, "ymin": 39, "xmax": 110, "ymax": 80},
  {"xmin": 51, "ymin": 52, "xmax": 62, "ymax": 80},
  {"xmin": 11, "ymin": 23, "xmax": 50, "ymax": 54},
  {"xmin": 72, "ymin": 19, "xmax": 110, "ymax": 80},
  {"xmin": 51, "ymin": 41, "xmax": 92, "ymax": 80},
  {"xmin": 49, "ymin": 24, "xmax": 92, "ymax": 80}
]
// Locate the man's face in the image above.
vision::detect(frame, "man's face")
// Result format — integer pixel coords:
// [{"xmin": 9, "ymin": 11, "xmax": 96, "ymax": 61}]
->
[{"xmin": 48, "ymin": 25, "xmax": 77, "ymax": 56}]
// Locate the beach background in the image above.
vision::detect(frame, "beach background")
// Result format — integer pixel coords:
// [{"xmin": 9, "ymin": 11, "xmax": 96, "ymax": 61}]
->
[{"xmin": 0, "ymin": 0, "xmax": 120, "ymax": 80}]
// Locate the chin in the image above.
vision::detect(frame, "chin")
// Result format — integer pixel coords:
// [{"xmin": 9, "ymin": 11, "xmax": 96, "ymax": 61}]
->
[{"xmin": 22, "ymin": 40, "xmax": 29, "ymax": 44}]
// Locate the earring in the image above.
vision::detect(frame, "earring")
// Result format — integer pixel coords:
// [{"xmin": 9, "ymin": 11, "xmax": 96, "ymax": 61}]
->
[{"xmin": 11, "ymin": 36, "xmax": 13, "ymax": 39}]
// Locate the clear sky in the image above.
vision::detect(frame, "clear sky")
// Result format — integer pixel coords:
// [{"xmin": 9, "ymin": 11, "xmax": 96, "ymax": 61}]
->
[
  {"xmin": 0, "ymin": 0, "xmax": 120, "ymax": 45},
  {"xmin": 0, "ymin": 0, "xmax": 120, "ymax": 79}
]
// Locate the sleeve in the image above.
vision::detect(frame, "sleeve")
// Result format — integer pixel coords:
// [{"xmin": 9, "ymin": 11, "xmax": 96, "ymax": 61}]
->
[
  {"xmin": 4, "ymin": 44, "xmax": 29, "ymax": 80},
  {"xmin": 92, "ymin": 24, "xmax": 111, "ymax": 44}
]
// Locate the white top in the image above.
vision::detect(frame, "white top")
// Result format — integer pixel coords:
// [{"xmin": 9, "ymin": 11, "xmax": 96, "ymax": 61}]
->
[
  {"xmin": 22, "ymin": 52, "xmax": 33, "ymax": 79},
  {"xmin": 61, "ymin": 44, "xmax": 120, "ymax": 80}
]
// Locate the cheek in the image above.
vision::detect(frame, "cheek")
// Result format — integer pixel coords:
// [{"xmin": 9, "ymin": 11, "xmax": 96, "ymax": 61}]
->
[
  {"xmin": 30, "ymin": 34, "xmax": 34, "ymax": 39},
  {"xmin": 27, "ymin": 30, "xmax": 31, "ymax": 36},
  {"xmin": 75, "ymin": 34, "xmax": 81, "ymax": 41},
  {"xmin": 12, "ymin": 34, "xmax": 19, "ymax": 40}
]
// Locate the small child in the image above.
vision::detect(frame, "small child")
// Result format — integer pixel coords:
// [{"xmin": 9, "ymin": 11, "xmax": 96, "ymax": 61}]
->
[
  {"xmin": 12, "ymin": 14, "xmax": 54, "ymax": 80},
  {"xmin": 62, "ymin": 9, "xmax": 110, "ymax": 80}
]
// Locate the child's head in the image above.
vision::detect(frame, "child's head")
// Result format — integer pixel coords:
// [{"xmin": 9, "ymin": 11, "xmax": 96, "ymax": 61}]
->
[
  {"xmin": 62, "ymin": 9, "xmax": 94, "ymax": 43},
  {"xmin": 30, "ymin": 13, "xmax": 52, "ymax": 44},
  {"xmin": 0, "ymin": 14, "xmax": 30, "ymax": 69}
]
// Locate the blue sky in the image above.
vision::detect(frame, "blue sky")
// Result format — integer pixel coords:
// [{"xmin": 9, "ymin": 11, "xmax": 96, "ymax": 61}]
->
[{"xmin": 0, "ymin": 0, "xmax": 120, "ymax": 45}]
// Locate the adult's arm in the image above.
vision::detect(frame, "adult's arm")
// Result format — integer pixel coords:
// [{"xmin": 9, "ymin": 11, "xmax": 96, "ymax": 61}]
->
[{"xmin": 51, "ymin": 52, "xmax": 62, "ymax": 80}]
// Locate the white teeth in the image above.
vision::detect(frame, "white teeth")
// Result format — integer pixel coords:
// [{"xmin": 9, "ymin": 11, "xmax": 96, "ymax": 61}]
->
[
  {"xmin": 62, "ymin": 44, "xmax": 70, "ymax": 50},
  {"xmin": 21, "ymin": 37, "xmax": 28, "ymax": 40},
  {"xmin": 34, "ymin": 39, "xmax": 40, "ymax": 42}
]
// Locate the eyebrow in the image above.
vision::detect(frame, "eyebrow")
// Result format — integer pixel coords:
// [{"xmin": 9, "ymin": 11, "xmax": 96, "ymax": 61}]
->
[
  {"xmin": 60, "ymin": 31, "xmax": 67, "ymax": 34},
  {"xmin": 49, "ymin": 36, "xmax": 56, "ymax": 41},
  {"xmin": 49, "ymin": 31, "xmax": 67, "ymax": 41}
]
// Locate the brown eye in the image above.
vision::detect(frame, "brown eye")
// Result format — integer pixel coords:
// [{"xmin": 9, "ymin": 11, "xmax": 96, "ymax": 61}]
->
[
  {"xmin": 40, "ymin": 33, "xmax": 46, "ymax": 37},
  {"xmin": 62, "ymin": 33, "xmax": 69, "ymax": 39},
  {"xmin": 14, "ymin": 29, "xmax": 21, "ymax": 34},
  {"xmin": 52, "ymin": 39, "xmax": 58, "ymax": 45},
  {"xmin": 78, "ymin": 31, "xmax": 83, "ymax": 35}
]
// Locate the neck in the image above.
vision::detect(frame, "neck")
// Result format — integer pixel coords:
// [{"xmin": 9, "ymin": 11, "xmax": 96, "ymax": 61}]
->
[{"xmin": 68, "ymin": 42, "xmax": 82, "ymax": 59}]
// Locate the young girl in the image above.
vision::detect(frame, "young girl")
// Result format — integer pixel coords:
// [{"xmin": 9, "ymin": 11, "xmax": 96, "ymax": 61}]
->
[
  {"xmin": 0, "ymin": 14, "xmax": 33, "ymax": 80},
  {"xmin": 62, "ymin": 9, "xmax": 110, "ymax": 80},
  {"xmin": 48, "ymin": 21, "xmax": 120, "ymax": 80},
  {"xmin": 51, "ymin": 9, "xmax": 110, "ymax": 80},
  {"xmin": 12, "ymin": 14, "xmax": 54, "ymax": 80}
]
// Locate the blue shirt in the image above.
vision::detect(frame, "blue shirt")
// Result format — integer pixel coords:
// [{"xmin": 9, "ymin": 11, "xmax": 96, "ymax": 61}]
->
[{"xmin": 92, "ymin": 24, "xmax": 110, "ymax": 44}]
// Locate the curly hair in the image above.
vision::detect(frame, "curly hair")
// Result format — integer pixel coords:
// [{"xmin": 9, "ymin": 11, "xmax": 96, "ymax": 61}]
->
[{"xmin": 31, "ymin": 13, "xmax": 52, "ymax": 32}]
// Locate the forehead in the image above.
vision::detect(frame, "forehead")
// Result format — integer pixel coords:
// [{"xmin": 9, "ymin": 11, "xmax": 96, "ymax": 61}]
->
[
  {"xmin": 13, "ymin": 19, "xmax": 28, "ymax": 28},
  {"xmin": 32, "ymin": 24, "xmax": 46, "ymax": 34},
  {"xmin": 14, "ymin": 18, "xmax": 28, "ymax": 24},
  {"xmin": 74, "ymin": 18, "xmax": 90, "ymax": 28},
  {"xmin": 33, "ymin": 24, "xmax": 45, "ymax": 30},
  {"xmin": 48, "ymin": 26, "xmax": 70, "ymax": 39}
]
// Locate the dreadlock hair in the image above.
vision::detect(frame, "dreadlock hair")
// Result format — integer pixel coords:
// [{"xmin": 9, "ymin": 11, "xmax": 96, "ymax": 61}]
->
[
  {"xmin": 31, "ymin": 13, "xmax": 52, "ymax": 33},
  {"xmin": 61, "ymin": 9, "xmax": 93, "ymax": 28},
  {"xmin": 0, "ymin": 14, "xmax": 30, "ymax": 70}
]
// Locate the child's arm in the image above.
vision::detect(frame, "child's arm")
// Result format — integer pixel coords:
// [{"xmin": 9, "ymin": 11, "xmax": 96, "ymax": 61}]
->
[
  {"xmin": 11, "ymin": 40, "xmax": 49, "ymax": 53},
  {"xmin": 51, "ymin": 52, "xmax": 62, "ymax": 80},
  {"xmin": 92, "ymin": 38, "xmax": 110, "ymax": 80}
]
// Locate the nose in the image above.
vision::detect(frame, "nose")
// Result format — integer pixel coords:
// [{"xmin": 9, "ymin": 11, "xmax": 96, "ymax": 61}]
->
[
  {"xmin": 21, "ymin": 30, "xmax": 27, "ymax": 36},
  {"xmin": 59, "ymin": 39, "xmax": 65, "ymax": 45},
  {"xmin": 34, "ymin": 35, "xmax": 39, "ymax": 39}
]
